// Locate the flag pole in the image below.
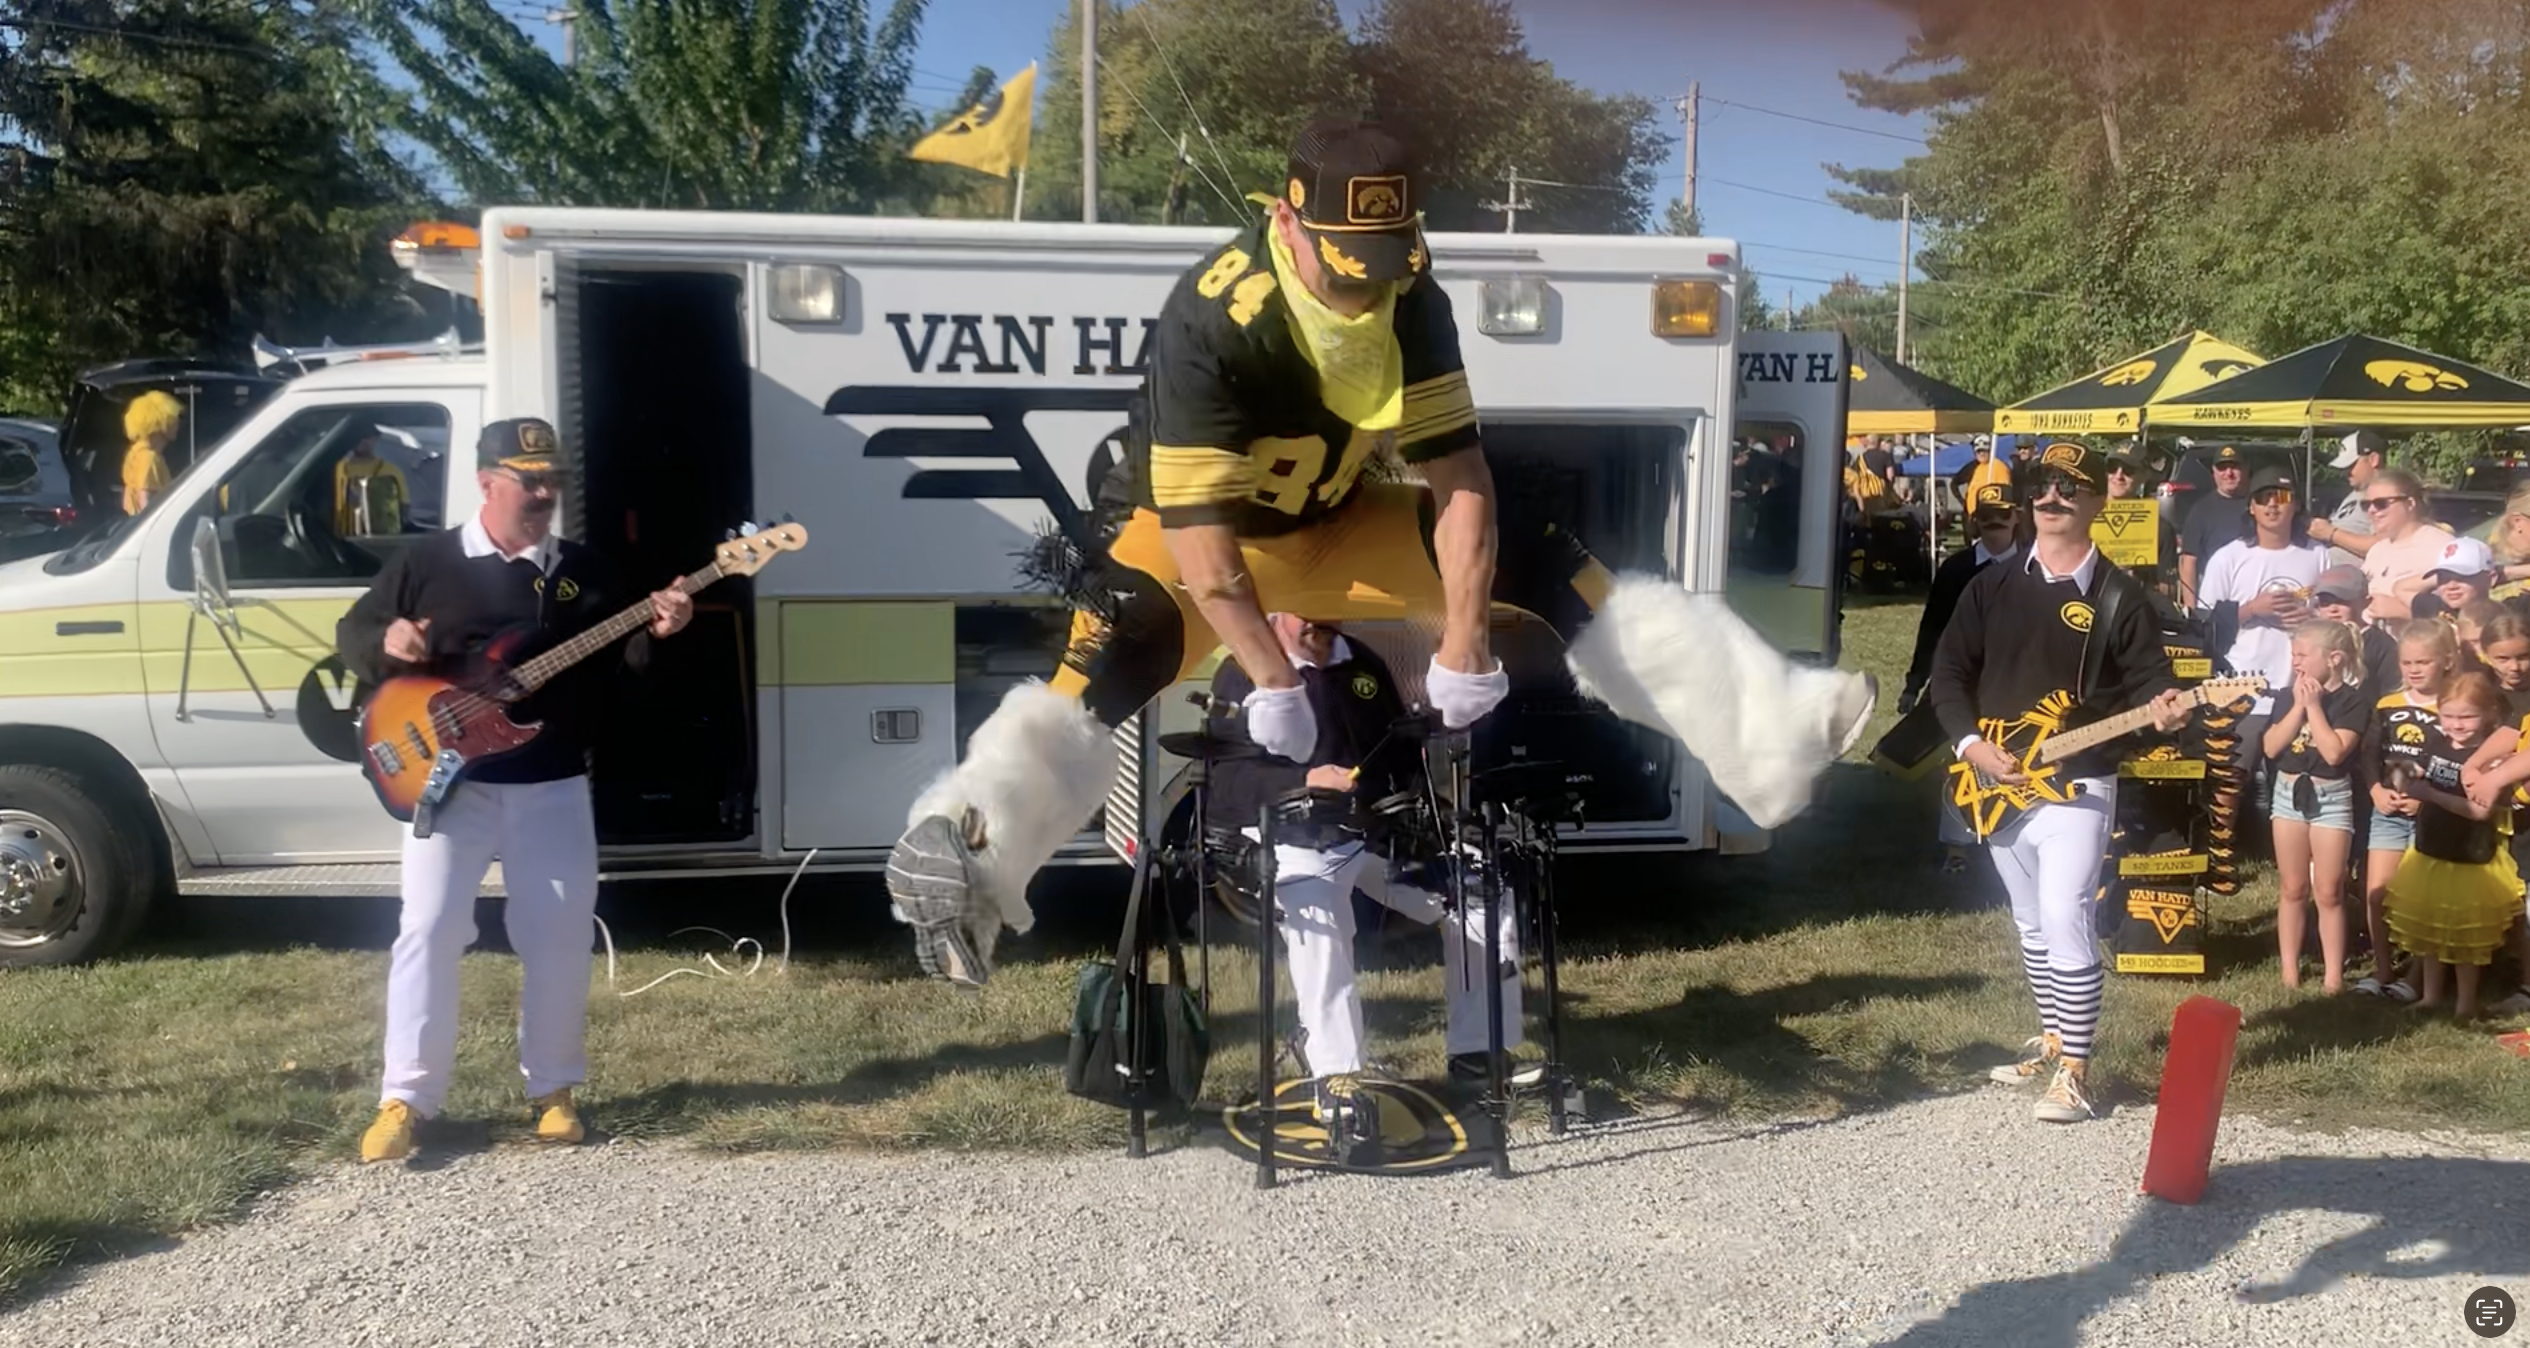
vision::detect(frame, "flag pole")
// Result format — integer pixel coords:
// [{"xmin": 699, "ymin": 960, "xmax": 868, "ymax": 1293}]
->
[{"xmin": 1012, "ymin": 166, "xmax": 1028, "ymax": 222}]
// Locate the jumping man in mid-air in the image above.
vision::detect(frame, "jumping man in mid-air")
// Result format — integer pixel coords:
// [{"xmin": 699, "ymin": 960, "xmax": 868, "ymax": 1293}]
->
[{"xmin": 886, "ymin": 120, "xmax": 1879, "ymax": 985}]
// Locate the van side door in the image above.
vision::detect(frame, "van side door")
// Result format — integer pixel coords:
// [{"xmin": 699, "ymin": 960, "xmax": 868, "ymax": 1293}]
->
[{"xmin": 136, "ymin": 391, "xmax": 475, "ymax": 865}]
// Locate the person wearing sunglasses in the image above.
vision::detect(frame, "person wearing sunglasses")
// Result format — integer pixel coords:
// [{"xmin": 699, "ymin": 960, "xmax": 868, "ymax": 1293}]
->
[
  {"xmin": 1928, "ymin": 442, "xmax": 2193, "ymax": 1123},
  {"xmin": 1901, "ymin": 468, "xmax": 2022, "ymax": 871},
  {"xmin": 2195, "ymin": 465, "xmax": 2330, "ymax": 828},
  {"xmin": 335, "ymin": 418, "xmax": 696, "ymax": 1164},
  {"xmin": 2305, "ymin": 467, "xmax": 2454, "ymax": 623}
]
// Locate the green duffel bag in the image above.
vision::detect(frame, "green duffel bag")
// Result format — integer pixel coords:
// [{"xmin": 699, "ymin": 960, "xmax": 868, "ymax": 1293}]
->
[{"xmin": 1064, "ymin": 877, "xmax": 1208, "ymax": 1111}]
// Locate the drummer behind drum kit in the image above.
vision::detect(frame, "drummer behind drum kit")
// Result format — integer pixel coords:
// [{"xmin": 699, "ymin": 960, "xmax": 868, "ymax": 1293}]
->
[{"xmin": 1118, "ymin": 692, "xmax": 1587, "ymax": 1186}]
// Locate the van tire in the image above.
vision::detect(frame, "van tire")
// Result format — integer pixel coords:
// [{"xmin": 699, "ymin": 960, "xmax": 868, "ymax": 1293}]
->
[{"xmin": 0, "ymin": 765, "xmax": 153, "ymax": 968}]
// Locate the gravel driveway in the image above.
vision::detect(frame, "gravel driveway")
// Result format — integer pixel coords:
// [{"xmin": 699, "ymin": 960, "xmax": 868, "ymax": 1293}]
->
[{"xmin": 6, "ymin": 1090, "xmax": 2525, "ymax": 1347}]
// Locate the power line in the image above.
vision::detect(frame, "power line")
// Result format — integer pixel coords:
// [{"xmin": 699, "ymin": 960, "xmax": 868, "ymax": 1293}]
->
[
  {"xmin": 1094, "ymin": 54, "xmax": 1243, "ymax": 219},
  {"xmin": 1700, "ymin": 175, "xmax": 1858, "ymax": 210},
  {"xmin": 1693, "ymin": 96, "xmax": 1929, "ymax": 146}
]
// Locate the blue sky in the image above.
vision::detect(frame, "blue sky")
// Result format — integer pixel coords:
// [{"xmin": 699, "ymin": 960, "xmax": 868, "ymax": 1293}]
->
[{"xmin": 897, "ymin": 0, "xmax": 1932, "ymax": 309}]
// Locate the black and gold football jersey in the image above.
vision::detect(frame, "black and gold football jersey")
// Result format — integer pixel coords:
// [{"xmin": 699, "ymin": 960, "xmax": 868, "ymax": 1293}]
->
[{"xmin": 1128, "ymin": 221, "xmax": 1480, "ymax": 536}]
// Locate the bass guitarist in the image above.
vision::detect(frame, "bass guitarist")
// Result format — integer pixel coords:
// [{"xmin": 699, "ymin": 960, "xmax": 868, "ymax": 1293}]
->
[
  {"xmin": 1928, "ymin": 441, "xmax": 2191, "ymax": 1124},
  {"xmin": 333, "ymin": 418, "xmax": 694, "ymax": 1164}
]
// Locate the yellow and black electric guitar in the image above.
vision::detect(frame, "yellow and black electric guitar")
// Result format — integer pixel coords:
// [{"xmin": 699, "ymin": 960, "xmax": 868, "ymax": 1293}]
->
[{"xmin": 1949, "ymin": 677, "xmax": 2265, "ymax": 841}]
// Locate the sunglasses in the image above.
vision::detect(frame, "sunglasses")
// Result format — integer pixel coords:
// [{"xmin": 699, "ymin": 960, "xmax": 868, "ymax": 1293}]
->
[
  {"xmin": 494, "ymin": 468, "xmax": 570, "ymax": 494},
  {"xmin": 2361, "ymin": 494, "xmax": 2413, "ymax": 513},
  {"xmin": 2251, "ymin": 488, "xmax": 2294, "ymax": 506},
  {"xmin": 2028, "ymin": 470, "xmax": 2096, "ymax": 502}
]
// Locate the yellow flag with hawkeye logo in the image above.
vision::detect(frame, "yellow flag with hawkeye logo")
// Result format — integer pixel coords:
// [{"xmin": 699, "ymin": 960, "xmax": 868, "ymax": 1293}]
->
[{"xmin": 908, "ymin": 64, "xmax": 1036, "ymax": 179}]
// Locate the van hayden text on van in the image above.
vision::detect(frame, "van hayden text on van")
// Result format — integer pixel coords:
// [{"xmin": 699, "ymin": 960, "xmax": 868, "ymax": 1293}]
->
[{"xmin": 889, "ymin": 314, "xmax": 1160, "ymax": 377}]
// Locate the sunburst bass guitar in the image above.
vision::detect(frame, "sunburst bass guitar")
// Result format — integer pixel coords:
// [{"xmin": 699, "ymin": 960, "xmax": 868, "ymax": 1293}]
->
[
  {"xmin": 356, "ymin": 522, "xmax": 809, "ymax": 834},
  {"xmin": 1949, "ymin": 676, "xmax": 2265, "ymax": 841}
]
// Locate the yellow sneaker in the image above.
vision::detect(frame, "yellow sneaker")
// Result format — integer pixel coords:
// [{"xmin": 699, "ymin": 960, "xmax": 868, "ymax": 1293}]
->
[
  {"xmin": 1987, "ymin": 1032, "xmax": 2062, "ymax": 1086},
  {"xmin": 2034, "ymin": 1060, "xmax": 2096, "ymax": 1124},
  {"xmin": 531, "ymin": 1088, "xmax": 585, "ymax": 1145},
  {"xmin": 360, "ymin": 1100, "xmax": 417, "ymax": 1164}
]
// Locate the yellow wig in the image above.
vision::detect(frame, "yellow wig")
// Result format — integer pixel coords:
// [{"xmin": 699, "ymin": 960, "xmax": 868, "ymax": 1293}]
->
[{"xmin": 124, "ymin": 390, "xmax": 183, "ymax": 442}]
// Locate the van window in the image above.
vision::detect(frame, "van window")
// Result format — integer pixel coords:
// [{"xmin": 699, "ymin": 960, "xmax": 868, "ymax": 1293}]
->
[
  {"xmin": 1731, "ymin": 421, "xmax": 1806, "ymax": 576},
  {"xmin": 169, "ymin": 403, "xmax": 450, "ymax": 590}
]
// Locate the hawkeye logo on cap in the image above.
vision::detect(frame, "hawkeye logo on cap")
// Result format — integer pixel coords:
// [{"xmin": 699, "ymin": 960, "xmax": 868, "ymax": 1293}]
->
[
  {"xmin": 2061, "ymin": 601, "xmax": 2095, "ymax": 632},
  {"xmin": 1972, "ymin": 484, "xmax": 2009, "ymax": 509},
  {"xmin": 1347, "ymin": 175, "xmax": 1407, "ymax": 225},
  {"xmin": 2100, "ymin": 359, "xmax": 2158, "ymax": 387},
  {"xmin": 519, "ymin": 422, "xmax": 556, "ymax": 454},
  {"xmin": 2041, "ymin": 442, "xmax": 2087, "ymax": 472},
  {"xmin": 1287, "ymin": 177, "xmax": 1307, "ymax": 210},
  {"xmin": 2365, "ymin": 359, "xmax": 2468, "ymax": 393}
]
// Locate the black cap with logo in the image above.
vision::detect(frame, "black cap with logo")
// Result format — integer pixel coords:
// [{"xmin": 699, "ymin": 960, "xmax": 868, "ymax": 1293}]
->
[
  {"xmin": 1284, "ymin": 120, "xmax": 1427, "ymax": 284},
  {"xmin": 2033, "ymin": 440, "xmax": 2103, "ymax": 491},
  {"xmin": 478, "ymin": 418, "xmax": 563, "ymax": 475},
  {"xmin": 2248, "ymin": 464, "xmax": 2296, "ymax": 498},
  {"xmin": 2210, "ymin": 443, "xmax": 2245, "ymax": 468}
]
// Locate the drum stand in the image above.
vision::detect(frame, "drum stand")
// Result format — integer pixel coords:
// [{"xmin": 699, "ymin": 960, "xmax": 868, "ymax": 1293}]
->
[{"xmin": 1121, "ymin": 723, "xmax": 1233, "ymax": 1161}]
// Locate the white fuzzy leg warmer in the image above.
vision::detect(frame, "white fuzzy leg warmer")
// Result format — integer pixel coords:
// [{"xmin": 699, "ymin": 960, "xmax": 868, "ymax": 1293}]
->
[
  {"xmin": 1564, "ymin": 575, "xmax": 1874, "ymax": 830},
  {"xmin": 906, "ymin": 681, "xmax": 1119, "ymax": 936}
]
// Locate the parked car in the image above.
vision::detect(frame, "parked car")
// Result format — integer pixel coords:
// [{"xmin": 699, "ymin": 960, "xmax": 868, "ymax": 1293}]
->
[{"xmin": 0, "ymin": 419, "xmax": 74, "ymax": 563}]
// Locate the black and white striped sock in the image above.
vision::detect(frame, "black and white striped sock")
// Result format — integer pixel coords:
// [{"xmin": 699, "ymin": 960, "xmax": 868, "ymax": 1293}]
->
[
  {"xmin": 2052, "ymin": 964, "xmax": 2105, "ymax": 1062},
  {"xmin": 2020, "ymin": 942, "xmax": 2058, "ymax": 1039}
]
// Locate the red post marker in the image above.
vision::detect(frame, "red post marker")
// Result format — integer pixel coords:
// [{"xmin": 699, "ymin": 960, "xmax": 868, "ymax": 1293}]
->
[{"xmin": 2140, "ymin": 995, "xmax": 2243, "ymax": 1205}]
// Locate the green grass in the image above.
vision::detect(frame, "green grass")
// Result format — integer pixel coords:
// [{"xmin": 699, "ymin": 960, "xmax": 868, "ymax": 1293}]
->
[{"xmin": 2, "ymin": 599, "xmax": 2526, "ymax": 1303}]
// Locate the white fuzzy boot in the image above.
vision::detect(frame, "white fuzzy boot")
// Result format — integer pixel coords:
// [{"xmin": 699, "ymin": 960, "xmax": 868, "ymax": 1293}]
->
[
  {"xmin": 886, "ymin": 681, "xmax": 1118, "ymax": 984},
  {"xmin": 1563, "ymin": 575, "xmax": 1876, "ymax": 831}
]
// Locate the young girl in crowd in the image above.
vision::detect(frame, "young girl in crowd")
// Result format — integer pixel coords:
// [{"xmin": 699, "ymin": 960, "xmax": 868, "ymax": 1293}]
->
[
  {"xmin": 2263, "ymin": 622, "xmax": 2368, "ymax": 992},
  {"xmin": 2457, "ymin": 598, "xmax": 2508, "ymax": 668},
  {"xmin": 2454, "ymin": 616, "xmax": 2530, "ymax": 1019},
  {"xmin": 2476, "ymin": 610, "xmax": 2530, "ymax": 721},
  {"xmin": 2359, "ymin": 620, "xmax": 2460, "ymax": 1000},
  {"xmin": 2382, "ymin": 671, "xmax": 2521, "ymax": 1020}
]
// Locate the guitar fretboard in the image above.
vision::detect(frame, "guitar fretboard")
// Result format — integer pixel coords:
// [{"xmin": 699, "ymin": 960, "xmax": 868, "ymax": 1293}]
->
[
  {"xmin": 2032, "ymin": 681, "xmax": 2254, "ymax": 766},
  {"xmin": 510, "ymin": 560, "xmax": 723, "ymax": 692}
]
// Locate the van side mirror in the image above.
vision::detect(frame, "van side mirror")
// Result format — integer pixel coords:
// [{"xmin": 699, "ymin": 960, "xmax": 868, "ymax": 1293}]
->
[{"xmin": 189, "ymin": 514, "xmax": 231, "ymax": 612}]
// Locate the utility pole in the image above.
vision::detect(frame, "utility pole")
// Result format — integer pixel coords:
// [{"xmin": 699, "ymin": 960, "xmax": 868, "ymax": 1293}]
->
[
  {"xmin": 1162, "ymin": 132, "xmax": 1190, "ymax": 226},
  {"xmin": 1677, "ymin": 81, "xmax": 1699, "ymax": 225},
  {"xmin": 1480, "ymin": 168, "xmax": 1528, "ymax": 234},
  {"xmin": 1897, "ymin": 191, "xmax": 1912, "ymax": 365},
  {"xmin": 543, "ymin": 8, "xmax": 577, "ymax": 65},
  {"xmin": 1081, "ymin": 0, "xmax": 1099, "ymax": 223}
]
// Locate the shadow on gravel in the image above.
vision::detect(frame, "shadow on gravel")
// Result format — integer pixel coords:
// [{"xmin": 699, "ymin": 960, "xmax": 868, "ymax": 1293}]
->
[{"xmin": 1875, "ymin": 1156, "xmax": 2530, "ymax": 1347}]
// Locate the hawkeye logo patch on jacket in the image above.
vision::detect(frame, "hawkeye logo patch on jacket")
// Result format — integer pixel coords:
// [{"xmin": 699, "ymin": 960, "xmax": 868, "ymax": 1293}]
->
[{"xmin": 2061, "ymin": 600, "xmax": 2094, "ymax": 632}]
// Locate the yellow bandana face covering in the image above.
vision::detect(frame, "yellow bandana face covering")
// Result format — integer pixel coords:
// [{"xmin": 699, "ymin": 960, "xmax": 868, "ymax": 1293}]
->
[{"xmin": 1267, "ymin": 220, "xmax": 1404, "ymax": 432}]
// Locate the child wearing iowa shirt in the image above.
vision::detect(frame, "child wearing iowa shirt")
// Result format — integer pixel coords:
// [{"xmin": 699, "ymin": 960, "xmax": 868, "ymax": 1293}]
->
[
  {"xmin": 2260, "ymin": 622, "xmax": 2370, "ymax": 993},
  {"xmin": 2358, "ymin": 619, "xmax": 2458, "ymax": 1000},
  {"xmin": 2380, "ymin": 671, "xmax": 2521, "ymax": 1020}
]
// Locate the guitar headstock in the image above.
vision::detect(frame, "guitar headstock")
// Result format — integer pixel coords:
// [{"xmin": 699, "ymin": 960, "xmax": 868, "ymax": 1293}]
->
[
  {"xmin": 715, "ymin": 520, "xmax": 811, "ymax": 576},
  {"xmin": 2196, "ymin": 675, "xmax": 2267, "ymax": 709}
]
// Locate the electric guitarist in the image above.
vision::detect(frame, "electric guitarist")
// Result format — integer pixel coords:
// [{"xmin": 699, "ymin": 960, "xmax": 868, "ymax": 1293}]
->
[
  {"xmin": 1927, "ymin": 441, "xmax": 2192, "ymax": 1126},
  {"xmin": 332, "ymin": 418, "xmax": 694, "ymax": 1165}
]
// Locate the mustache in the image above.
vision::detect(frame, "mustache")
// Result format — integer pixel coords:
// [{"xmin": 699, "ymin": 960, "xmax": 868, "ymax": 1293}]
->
[{"xmin": 2033, "ymin": 500, "xmax": 2074, "ymax": 516}]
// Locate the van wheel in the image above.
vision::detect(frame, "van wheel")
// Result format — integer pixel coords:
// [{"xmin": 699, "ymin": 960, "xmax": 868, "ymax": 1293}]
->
[{"xmin": 0, "ymin": 765, "xmax": 152, "ymax": 968}]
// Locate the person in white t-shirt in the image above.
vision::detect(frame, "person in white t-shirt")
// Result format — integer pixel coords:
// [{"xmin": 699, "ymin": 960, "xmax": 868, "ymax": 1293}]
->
[
  {"xmin": 2196, "ymin": 464, "xmax": 2330, "ymax": 818},
  {"xmin": 2306, "ymin": 466, "xmax": 2453, "ymax": 622}
]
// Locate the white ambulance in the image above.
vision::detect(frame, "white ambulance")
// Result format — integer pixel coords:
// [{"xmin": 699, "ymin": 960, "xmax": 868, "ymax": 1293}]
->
[{"xmin": 0, "ymin": 210, "xmax": 1850, "ymax": 966}]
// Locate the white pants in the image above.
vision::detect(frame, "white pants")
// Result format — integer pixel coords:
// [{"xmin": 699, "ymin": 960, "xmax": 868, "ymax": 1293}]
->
[
  {"xmin": 1986, "ymin": 779, "xmax": 2115, "ymax": 970},
  {"xmin": 383, "ymin": 775, "xmax": 600, "ymax": 1116},
  {"xmin": 1263, "ymin": 836, "xmax": 1522, "ymax": 1076}
]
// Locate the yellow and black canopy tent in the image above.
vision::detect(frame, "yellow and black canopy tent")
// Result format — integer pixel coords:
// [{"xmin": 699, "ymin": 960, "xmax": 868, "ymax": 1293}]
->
[
  {"xmin": 1845, "ymin": 348, "xmax": 1994, "ymax": 437},
  {"xmin": 2147, "ymin": 334, "xmax": 2530, "ymax": 430},
  {"xmin": 1993, "ymin": 331, "xmax": 2265, "ymax": 436}
]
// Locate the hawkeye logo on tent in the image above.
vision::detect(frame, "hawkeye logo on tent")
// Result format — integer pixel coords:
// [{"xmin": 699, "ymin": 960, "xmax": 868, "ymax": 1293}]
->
[
  {"xmin": 2099, "ymin": 360, "xmax": 2158, "ymax": 387},
  {"xmin": 2366, "ymin": 360, "xmax": 2469, "ymax": 393},
  {"xmin": 2197, "ymin": 359, "xmax": 2254, "ymax": 381}
]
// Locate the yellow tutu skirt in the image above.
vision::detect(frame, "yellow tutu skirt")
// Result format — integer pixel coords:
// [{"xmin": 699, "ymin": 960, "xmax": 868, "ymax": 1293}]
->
[{"xmin": 2386, "ymin": 846, "xmax": 2524, "ymax": 966}]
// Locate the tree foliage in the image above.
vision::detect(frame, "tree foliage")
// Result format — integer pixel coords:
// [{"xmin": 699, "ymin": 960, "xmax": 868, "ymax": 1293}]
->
[
  {"xmin": 1830, "ymin": 0, "xmax": 2530, "ymax": 425},
  {"xmin": 0, "ymin": 0, "xmax": 431, "ymax": 413},
  {"xmin": 357, "ymin": 0, "xmax": 933, "ymax": 212},
  {"xmin": 1023, "ymin": 0, "xmax": 1665, "ymax": 230}
]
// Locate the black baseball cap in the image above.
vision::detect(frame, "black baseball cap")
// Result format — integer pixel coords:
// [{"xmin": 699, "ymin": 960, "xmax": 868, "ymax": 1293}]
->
[
  {"xmin": 478, "ymin": 418, "xmax": 563, "ymax": 474},
  {"xmin": 2247, "ymin": 465, "xmax": 2295, "ymax": 497},
  {"xmin": 2032, "ymin": 440, "xmax": 2103, "ymax": 491},
  {"xmin": 1284, "ymin": 120, "xmax": 1426, "ymax": 284},
  {"xmin": 2210, "ymin": 443, "xmax": 2246, "ymax": 469}
]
